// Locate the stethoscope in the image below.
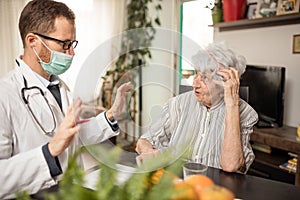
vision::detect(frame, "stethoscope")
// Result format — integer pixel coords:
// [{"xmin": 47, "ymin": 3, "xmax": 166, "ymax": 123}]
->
[{"xmin": 16, "ymin": 59, "xmax": 56, "ymax": 135}]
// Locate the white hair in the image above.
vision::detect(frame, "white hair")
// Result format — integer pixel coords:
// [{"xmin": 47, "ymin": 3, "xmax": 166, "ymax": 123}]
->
[{"xmin": 191, "ymin": 42, "xmax": 246, "ymax": 76}]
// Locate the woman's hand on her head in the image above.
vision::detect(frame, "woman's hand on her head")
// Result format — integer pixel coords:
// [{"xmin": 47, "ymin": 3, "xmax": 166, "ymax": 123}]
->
[{"xmin": 217, "ymin": 67, "xmax": 240, "ymax": 107}]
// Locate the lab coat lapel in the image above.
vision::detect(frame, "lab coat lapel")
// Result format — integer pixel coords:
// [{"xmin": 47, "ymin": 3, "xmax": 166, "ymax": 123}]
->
[
  {"xmin": 57, "ymin": 78, "xmax": 72, "ymax": 115},
  {"xmin": 17, "ymin": 59, "xmax": 45, "ymax": 90}
]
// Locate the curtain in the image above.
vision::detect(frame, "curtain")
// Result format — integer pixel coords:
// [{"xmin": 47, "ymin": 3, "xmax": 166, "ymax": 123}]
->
[
  {"xmin": 0, "ymin": 0, "xmax": 126, "ymax": 89},
  {"xmin": 58, "ymin": 0, "xmax": 126, "ymax": 90},
  {"xmin": 0, "ymin": 0, "xmax": 29, "ymax": 76}
]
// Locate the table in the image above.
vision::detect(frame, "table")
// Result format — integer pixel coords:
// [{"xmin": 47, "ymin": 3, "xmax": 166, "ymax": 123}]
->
[
  {"xmin": 206, "ymin": 167, "xmax": 300, "ymax": 200},
  {"xmin": 32, "ymin": 165, "xmax": 300, "ymax": 200}
]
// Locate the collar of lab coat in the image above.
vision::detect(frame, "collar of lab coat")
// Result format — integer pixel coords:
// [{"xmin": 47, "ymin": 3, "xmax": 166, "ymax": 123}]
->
[{"xmin": 15, "ymin": 58, "xmax": 72, "ymax": 115}]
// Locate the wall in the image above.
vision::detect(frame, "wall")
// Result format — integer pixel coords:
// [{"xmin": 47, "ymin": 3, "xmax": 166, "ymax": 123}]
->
[
  {"xmin": 139, "ymin": 0, "xmax": 180, "ymax": 132},
  {"xmin": 214, "ymin": 24, "xmax": 300, "ymax": 127}
]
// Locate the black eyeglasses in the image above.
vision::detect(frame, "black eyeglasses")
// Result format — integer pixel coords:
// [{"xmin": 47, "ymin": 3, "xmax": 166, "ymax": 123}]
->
[{"xmin": 34, "ymin": 32, "xmax": 78, "ymax": 50}]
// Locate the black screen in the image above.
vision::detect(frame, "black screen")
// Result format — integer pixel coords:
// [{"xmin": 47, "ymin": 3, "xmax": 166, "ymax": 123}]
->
[{"xmin": 240, "ymin": 65, "xmax": 285, "ymax": 127}]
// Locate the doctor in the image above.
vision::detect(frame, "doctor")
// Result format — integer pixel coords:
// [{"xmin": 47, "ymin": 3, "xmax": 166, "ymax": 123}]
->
[{"xmin": 0, "ymin": 0, "xmax": 132, "ymax": 198}]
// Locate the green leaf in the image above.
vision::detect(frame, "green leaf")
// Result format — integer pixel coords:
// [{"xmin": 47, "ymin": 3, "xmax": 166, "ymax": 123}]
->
[
  {"xmin": 155, "ymin": 4, "xmax": 162, "ymax": 10},
  {"xmin": 95, "ymin": 163, "xmax": 119, "ymax": 199},
  {"xmin": 154, "ymin": 17, "xmax": 161, "ymax": 26},
  {"xmin": 123, "ymin": 172, "xmax": 149, "ymax": 200},
  {"xmin": 15, "ymin": 191, "xmax": 31, "ymax": 200}
]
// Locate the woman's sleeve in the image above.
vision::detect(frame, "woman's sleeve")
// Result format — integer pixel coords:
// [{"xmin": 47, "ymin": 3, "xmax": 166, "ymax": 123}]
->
[
  {"xmin": 239, "ymin": 101, "xmax": 259, "ymax": 173},
  {"xmin": 140, "ymin": 99, "xmax": 175, "ymax": 150}
]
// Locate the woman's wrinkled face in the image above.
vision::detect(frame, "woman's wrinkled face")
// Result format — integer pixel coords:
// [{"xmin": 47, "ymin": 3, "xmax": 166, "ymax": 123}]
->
[{"xmin": 192, "ymin": 70, "xmax": 212, "ymax": 107}]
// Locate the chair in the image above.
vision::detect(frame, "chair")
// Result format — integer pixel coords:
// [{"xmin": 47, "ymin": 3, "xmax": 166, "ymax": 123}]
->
[
  {"xmin": 239, "ymin": 86, "xmax": 249, "ymax": 102},
  {"xmin": 179, "ymin": 85, "xmax": 193, "ymax": 94}
]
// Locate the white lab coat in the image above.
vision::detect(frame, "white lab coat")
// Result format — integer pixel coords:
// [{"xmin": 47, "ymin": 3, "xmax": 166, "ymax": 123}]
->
[{"xmin": 0, "ymin": 58, "xmax": 118, "ymax": 199}]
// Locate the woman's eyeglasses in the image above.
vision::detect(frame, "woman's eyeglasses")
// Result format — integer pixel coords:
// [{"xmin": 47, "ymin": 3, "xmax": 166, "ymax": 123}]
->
[{"xmin": 34, "ymin": 32, "xmax": 78, "ymax": 50}]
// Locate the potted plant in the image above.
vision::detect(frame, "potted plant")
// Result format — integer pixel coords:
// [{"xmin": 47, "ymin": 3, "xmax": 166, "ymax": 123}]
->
[{"xmin": 206, "ymin": 0, "xmax": 223, "ymax": 24}]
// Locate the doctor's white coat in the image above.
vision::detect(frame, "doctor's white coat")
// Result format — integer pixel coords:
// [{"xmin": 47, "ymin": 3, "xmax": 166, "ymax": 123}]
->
[{"xmin": 0, "ymin": 59, "xmax": 118, "ymax": 199}]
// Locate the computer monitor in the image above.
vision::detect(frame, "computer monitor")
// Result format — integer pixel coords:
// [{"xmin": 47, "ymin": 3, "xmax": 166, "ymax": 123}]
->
[{"xmin": 240, "ymin": 65, "xmax": 286, "ymax": 128}]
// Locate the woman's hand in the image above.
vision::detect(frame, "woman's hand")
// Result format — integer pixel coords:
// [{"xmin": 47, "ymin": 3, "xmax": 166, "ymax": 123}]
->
[
  {"xmin": 218, "ymin": 68, "xmax": 244, "ymax": 172},
  {"xmin": 217, "ymin": 67, "xmax": 240, "ymax": 107},
  {"xmin": 136, "ymin": 149, "xmax": 160, "ymax": 166},
  {"xmin": 135, "ymin": 138, "xmax": 160, "ymax": 166}
]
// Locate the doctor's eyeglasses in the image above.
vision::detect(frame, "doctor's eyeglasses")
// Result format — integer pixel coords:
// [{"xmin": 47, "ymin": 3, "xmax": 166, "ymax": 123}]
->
[
  {"xmin": 21, "ymin": 86, "xmax": 56, "ymax": 135},
  {"xmin": 34, "ymin": 32, "xmax": 78, "ymax": 50}
]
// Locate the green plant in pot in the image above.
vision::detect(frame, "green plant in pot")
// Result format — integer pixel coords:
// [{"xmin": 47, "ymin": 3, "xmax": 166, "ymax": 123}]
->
[{"xmin": 206, "ymin": 0, "xmax": 223, "ymax": 24}]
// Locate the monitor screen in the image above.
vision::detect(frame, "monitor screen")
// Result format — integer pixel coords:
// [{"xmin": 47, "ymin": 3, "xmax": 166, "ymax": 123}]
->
[{"xmin": 240, "ymin": 65, "xmax": 285, "ymax": 128}]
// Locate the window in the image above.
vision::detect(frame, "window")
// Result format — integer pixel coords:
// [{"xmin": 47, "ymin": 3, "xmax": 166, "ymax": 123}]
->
[{"xmin": 180, "ymin": 0, "xmax": 214, "ymax": 86}]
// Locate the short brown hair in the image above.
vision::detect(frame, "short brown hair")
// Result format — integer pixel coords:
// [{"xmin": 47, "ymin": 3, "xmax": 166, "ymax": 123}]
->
[{"xmin": 19, "ymin": 0, "xmax": 76, "ymax": 47}]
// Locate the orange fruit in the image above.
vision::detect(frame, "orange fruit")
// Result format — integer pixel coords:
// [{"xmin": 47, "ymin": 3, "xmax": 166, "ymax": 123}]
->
[
  {"xmin": 150, "ymin": 168, "xmax": 165, "ymax": 185},
  {"xmin": 199, "ymin": 185, "xmax": 235, "ymax": 200},
  {"xmin": 149, "ymin": 168, "xmax": 180, "ymax": 185},
  {"xmin": 184, "ymin": 174, "xmax": 215, "ymax": 197},
  {"xmin": 171, "ymin": 180, "xmax": 199, "ymax": 200}
]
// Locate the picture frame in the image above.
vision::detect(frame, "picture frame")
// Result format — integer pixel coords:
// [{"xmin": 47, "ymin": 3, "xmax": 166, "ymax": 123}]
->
[
  {"xmin": 293, "ymin": 34, "xmax": 300, "ymax": 54},
  {"xmin": 247, "ymin": 2, "xmax": 258, "ymax": 19},
  {"xmin": 256, "ymin": 0, "xmax": 278, "ymax": 18},
  {"xmin": 277, "ymin": 0, "xmax": 300, "ymax": 15}
]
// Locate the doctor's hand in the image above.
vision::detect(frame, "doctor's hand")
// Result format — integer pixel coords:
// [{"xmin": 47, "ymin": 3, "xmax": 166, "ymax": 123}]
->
[
  {"xmin": 106, "ymin": 82, "xmax": 133, "ymax": 121},
  {"xmin": 48, "ymin": 98, "xmax": 82, "ymax": 157}
]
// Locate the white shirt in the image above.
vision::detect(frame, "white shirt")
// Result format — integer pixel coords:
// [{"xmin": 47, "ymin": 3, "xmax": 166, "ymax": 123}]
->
[{"xmin": 141, "ymin": 91, "xmax": 258, "ymax": 172}]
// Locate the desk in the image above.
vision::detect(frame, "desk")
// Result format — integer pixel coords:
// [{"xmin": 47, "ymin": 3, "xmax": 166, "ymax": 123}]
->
[{"xmin": 250, "ymin": 126, "xmax": 300, "ymax": 185}]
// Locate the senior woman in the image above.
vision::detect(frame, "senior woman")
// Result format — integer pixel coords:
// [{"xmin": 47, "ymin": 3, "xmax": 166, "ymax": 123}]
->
[{"xmin": 135, "ymin": 43, "xmax": 258, "ymax": 173}]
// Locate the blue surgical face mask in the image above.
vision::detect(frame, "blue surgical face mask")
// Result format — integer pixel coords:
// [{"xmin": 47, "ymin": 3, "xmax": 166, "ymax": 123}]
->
[{"xmin": 33, "ymin": 36, "xmax": 73, "ymax": 75}]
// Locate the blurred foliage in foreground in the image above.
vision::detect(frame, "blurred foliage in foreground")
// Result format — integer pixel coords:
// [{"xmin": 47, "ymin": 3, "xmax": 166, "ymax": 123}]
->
[{"xmin": 16, "ymin": 144, "xmax": 185, "ymax": 200}]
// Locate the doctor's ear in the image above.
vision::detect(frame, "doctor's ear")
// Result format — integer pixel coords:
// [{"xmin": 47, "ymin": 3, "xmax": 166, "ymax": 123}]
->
[{"xmin": 25, "ymin": 33, "xmax": 38, "ymax": 48}]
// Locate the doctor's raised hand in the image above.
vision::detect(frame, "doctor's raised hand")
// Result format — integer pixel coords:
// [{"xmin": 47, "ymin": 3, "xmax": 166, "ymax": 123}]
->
[
  {"xmin": 48, "ymin": 98, "xmax": 82, "ymax": 157},
  {"xmin": 105, "ymin": 82, "xmax": 133, "ymax": 121}
]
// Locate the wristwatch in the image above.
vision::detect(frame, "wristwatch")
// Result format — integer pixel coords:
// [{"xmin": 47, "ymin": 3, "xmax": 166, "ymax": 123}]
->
[{"xmin": 104, "ymin": 111, "xmax": 119, "ymax": 131}]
